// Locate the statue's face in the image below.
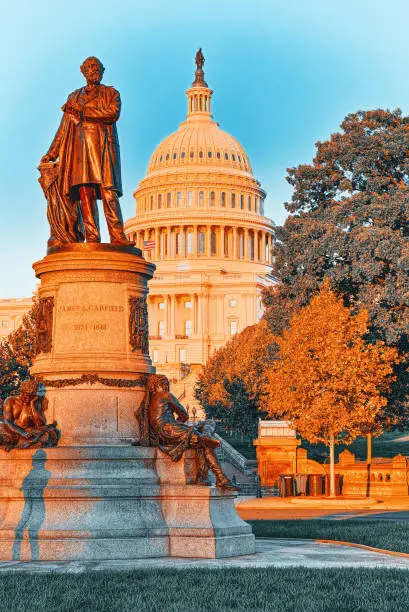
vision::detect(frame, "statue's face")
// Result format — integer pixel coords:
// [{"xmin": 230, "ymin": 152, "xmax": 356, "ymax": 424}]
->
[{"xmin": 82, "ymin": 59, "xmax": 104, "ymax": 85}]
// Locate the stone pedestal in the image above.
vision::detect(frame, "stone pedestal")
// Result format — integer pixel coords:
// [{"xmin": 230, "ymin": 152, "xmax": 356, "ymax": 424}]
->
[
  {"xmin": 0, "ymin": 447, "xmax": 254, "ymax": 561},
  {"xmin": 0, "ymin": 244, "xmax": 255, "ymax": 561},
  {"xmin": 30, "ymin": 244, "xmax": 154, "ymax": 445}
]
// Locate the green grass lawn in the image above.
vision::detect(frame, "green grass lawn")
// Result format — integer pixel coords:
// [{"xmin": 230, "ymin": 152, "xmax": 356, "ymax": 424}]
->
[
  {"xmin": 2, "ymin": 567, "xmax": 409, "ymax": 612},
  {"xmin": 250, "ymin": 519, "xmax": 409, "ymax": 554}
]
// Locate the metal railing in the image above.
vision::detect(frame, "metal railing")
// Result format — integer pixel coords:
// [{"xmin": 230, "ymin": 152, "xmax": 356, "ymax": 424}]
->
[{"xmin": 215, "ymin": 434, "xmax": 254, "ymax": 475}]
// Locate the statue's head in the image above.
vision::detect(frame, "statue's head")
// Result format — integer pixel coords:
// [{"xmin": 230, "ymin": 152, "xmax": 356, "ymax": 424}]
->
[
  {"xmin": 80, "ymin": 56, "xmax": 104, "ymax": 85},
  {"xmin": 20, "ymin": 379, "xmax": 38, "ymax": 399}
]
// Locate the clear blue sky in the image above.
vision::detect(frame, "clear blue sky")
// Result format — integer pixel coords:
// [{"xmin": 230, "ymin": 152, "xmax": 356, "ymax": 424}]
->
[{"xmin": 2, "ymin": 0, "xmax": 409, "ymax": 297}]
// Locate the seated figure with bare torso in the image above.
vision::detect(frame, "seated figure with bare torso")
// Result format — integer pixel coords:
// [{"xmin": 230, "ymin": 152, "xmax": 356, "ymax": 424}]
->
[
  {"xmin": 0, "ymin": 380, "xmax": 60, "ymax": 451},
  {"xmin": 146, "ymin": 375, "xmax": 236, "ymax": 490}
]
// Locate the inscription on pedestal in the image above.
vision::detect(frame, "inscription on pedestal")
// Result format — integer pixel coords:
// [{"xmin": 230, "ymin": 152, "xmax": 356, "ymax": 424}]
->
[{"xmin": 54, "ymin": 283, "xmax": 127, "ymax": 354}]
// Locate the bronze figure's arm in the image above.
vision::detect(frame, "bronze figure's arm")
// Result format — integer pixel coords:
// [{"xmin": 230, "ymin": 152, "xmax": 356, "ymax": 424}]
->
[
  {"xmin": 2, "ymin": 399, "xmax": 32, "ymax": 439},
  {"xmin": 165, "ymin": 393, "xmax": 189, "ymax": 422},
  {"xmin": 82, "ymin": 88, "xmax": 121, "ymax": 124}
]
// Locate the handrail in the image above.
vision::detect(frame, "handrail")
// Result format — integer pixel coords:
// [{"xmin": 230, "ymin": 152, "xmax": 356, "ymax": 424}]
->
[{"xmin": 215, "ymin": 434, "xmax": 250, "ymax": 473}]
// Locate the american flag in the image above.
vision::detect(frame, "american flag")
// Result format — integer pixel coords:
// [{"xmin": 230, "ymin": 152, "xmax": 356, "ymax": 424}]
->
[{"xmin": 143, "ymin": 240, "xmax": 155, "ymax": 251}]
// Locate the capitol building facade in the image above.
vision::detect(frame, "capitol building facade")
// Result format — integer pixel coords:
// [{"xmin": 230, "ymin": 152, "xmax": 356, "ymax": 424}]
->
[{"xmin": 124, "ymin": 53, "xmax": 275, "ymax": 413}]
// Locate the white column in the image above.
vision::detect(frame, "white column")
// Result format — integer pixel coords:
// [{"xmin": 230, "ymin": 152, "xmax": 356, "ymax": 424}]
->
[
  {"xmin": 193, "ymin": 225, "xmax": 198, "ymax": 257},
  {"xmin": 220, "ymin": 225, "xmax": 225, "ymax": 257},
  {"xmin": 197, "ymin": 294, "xmax": 202, "ymax": 334},
  {"xmin": 155, "ymin": 227, "xmax": 160, "ymax": 259},
  {"xmin": 232, "ymin": 227, "xmax": 237, "ymax": 260},
  {"xmin": 164, "ymin": 294, "xmax": 169, "ymax": 337},
  {"xmin": 244, "ymin": 228, "xmax": 249, "ymax": 260},
  {"xmin": 206, "ymin": 225, "xmax": 212, "ymax": 256},
  {"xmin": 167, "ymin": 228, "xmax": 171, "ymax": 259},
  {"xmin": 170, "ymin": 295, "xmax": 175, "ymax": 337}
]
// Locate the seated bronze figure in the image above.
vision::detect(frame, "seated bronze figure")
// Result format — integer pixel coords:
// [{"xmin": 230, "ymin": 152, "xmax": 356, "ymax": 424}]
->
[
  {"xmin": 1, "ymin": 380, "xmax": 60, "ymax": 451},
  {"xmin": 145, "ymin": 375, "xmax": 236, "ymax": 490}
]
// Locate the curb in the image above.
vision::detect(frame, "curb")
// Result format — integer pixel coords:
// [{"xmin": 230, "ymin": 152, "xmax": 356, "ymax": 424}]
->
[{"xmin": 316, "ymin": 539, "xmax": 409, "ymax": 559}]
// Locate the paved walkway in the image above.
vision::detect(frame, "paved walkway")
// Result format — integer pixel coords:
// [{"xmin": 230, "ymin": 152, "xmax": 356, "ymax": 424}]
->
[
  {"xmin": 1, "ymin": 539, "xmax": 409, "ymax": 573},
  {"xmin": 236, "ymin": 496, "xmax": 409, "ymax": 520}
]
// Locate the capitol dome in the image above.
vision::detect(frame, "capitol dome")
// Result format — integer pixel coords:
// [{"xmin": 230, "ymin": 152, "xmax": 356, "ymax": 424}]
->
[
  {"xmin": 146, "ymin": 115, "xmax": 253, "ymax": 178},
  {"xmin": 124, "ymin": 50, "xmax": 275, "ymax": 417}
]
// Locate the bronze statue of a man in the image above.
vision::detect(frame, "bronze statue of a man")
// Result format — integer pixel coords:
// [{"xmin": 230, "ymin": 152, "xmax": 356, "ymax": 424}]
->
[
  {"xmin": 41, "ymin": 57, "xmax": 132, "ymax": 246},
  {"xmin": 1, "ymin": 380, "xmax": 59, "ymax": 451},
  {"xmin": 146, "ymin": 375, "xmax": 236, "ymax": 490}
]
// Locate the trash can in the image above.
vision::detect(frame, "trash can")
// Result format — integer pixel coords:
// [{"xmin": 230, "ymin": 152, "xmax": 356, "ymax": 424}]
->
[
  {"xmin": 279, "ymin": 474, "xmax": 295, "ymax": 497},
  {"xmin": 309, "ymin": 474, "xmax": 324, "ymax": 496},
  {"xmin": 294, "ymin": 473, "xmax": 308, "ymax": 496},
  {"xmin": 324, "ymin": 474, "xmax": 342, "ymax": 496}
]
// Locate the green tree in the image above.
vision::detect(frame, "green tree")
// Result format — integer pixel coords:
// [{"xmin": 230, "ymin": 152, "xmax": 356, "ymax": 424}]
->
[
  {"xmin": 265, "ymin": 282, "xmax": 399, "ymax": 496},
  {"xmin": 0, "ymin": 303, "xmax": 38, "ymax": 400},
  {"xmin": 264, "ymin": 109, "xmax": 409, "ymax": 424},
  {"xmin": 196, "ymin": 321, "xmax": 273, "ymax": 441}
]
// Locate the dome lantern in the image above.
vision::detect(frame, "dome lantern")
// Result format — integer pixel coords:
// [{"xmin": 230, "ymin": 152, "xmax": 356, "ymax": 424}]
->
[{"xmin": 186, "ymin": 48, "xmax": 213, "ymax": 122}]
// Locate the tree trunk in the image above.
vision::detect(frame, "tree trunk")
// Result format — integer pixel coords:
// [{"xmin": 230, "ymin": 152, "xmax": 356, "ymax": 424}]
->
[
  {"xmin": 367, "ymin": 433, "xmax": 372, "ymax": 464},
  {"xmin": 329, "ymin": 434, "xmax": 336, "ymax": 498}
]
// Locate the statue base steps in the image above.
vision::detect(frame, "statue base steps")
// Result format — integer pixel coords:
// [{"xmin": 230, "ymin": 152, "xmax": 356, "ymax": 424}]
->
[{"xmin": 0, "ymin": 446, "xmax": 255, "ymax": 561}]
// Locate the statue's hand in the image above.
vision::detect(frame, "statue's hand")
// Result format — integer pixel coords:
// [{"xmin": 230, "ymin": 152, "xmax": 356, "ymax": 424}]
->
[
  {"xmin": 41, "ymin": 154, "xmax": 56, "ymax": 164},
  {"xmin": 66, "ymin": 100, "xmax": 82, "ymax": 113}
]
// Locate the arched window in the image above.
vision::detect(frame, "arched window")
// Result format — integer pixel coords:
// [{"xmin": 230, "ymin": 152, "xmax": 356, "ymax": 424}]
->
[
  {"xmin": 181, "ymin": 151, "xmax": 186, "ymax": 159},
  {"xmin": 199, "ymin": 151, "xmax": 203, "ymax": 158},
  {"xmin": 239, "ymin": 232, "xmax": 244, "ymax": 259},
  {"xmin": 225, "ymin": 153, "xmax": 229, "ymax": 160},
  {"xmin": 216, "ymin": 152, "xmax": 221, "ymax": 159},
  {"xmin": 208, "ymin": 151, "xmax": 212, "ymax": 158},
  {"xmin": 187, "ymin": 233, "xmax": 193, "ymax": 254},
  {"xmin": 173, "ymin": 152, "xmax": 177, "ymax": 160},
  {"xmin": 232, "ymin": 154, "xmax": 236, "ymax": 161},
  {"xmin": 198, "ymin": 231, "xmax": 205, "ymax": 255},
  {"xmin": 185, "ymin": 320, "xmax": 192, "ymax": 337},
  {"xmin": 190, "ymin": 151, "xmax": 194, "ymax": 158},
  {"xmin": 199, "ymin": 191, "xmax": 204, "ymax": 207},
  {"xmin": 231, "ymin": 193, "xmax": 235, "ymax": 208},
  {"xmin": 221, "ymin": 192, "xmax": 226, "ymax": 207},
  {"xmin": 210, "ymin": 191, "xmax": 215, "ymax": 206},
  {"xmin": 211, "ymin": 231, "xmax": 216, "ymax": 256},
  {"xmin": 230, "ymin": 321, "xmax": 238, "ymax": 336}
]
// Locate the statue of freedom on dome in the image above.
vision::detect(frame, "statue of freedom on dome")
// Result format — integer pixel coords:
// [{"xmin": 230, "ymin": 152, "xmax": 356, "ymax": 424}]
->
[
  {"xmin": 195, "ymin": 48, "xmax": 205, "ymax": 70},
  {"xmin": 39, "ymin": 57, "xmax": 133, "ymax": 248}
]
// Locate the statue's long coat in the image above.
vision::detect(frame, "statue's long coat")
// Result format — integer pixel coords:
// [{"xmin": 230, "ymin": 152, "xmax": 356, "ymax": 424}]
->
[{"xmin": 47, "ymin": 84, "xmax": 122, "ymax": 199}]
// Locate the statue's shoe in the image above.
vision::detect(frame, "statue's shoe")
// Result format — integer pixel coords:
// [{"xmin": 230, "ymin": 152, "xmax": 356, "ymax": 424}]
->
[
  {"xmin": 216, "ymin": 479, "xmax": 239, "ymax": 491},
  {"xmin": 111, "ymin": 237, "xmax": 135, "ymax": 247}
]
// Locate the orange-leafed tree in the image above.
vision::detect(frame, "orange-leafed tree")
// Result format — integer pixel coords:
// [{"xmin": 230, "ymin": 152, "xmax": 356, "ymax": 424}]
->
[
  {"xmin": 196, "ymin": 320, "xmax": 275, "ymax": 440},
  {"xmin": 265, "ymin": 281, "xmax": 399, "ymax": 497}
]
